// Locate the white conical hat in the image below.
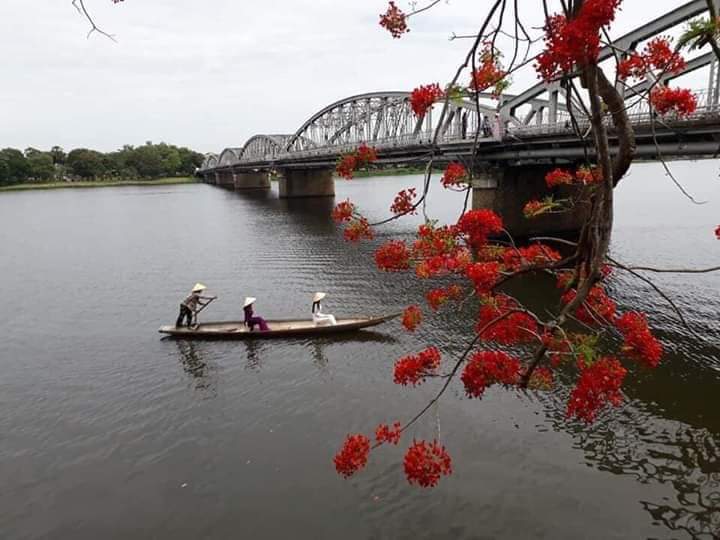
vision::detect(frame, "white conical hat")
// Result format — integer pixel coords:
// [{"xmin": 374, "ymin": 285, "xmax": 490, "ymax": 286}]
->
[
  {"xmin": 313, "ymin": 292, "xmax": 326, "ymax": 302},
  {"xmin": 243, "ymin": 297, "xmax": 257, "ymax": 308},
  {"xmin": 192, "ymin": 283, "xmax": 207, "ymax": 293}
]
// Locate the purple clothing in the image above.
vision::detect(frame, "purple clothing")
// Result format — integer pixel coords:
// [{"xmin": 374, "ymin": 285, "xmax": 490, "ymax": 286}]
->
[{"xmin": 243, "ymin": 305, "xmax": 269, "ymax": 331}]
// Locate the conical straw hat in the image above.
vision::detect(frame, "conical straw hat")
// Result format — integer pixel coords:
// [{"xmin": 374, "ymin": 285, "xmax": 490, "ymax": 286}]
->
[
  {"xmin": 243, "ymin": 297, "xmax": 257, "ymax": 308},
  {"xmin": 313, "ymin": 292, "xmax": 326, "ymax": 302},
  {"xmin": 192, "ymin": 283, "xmax": 207, "ymax": 293}
]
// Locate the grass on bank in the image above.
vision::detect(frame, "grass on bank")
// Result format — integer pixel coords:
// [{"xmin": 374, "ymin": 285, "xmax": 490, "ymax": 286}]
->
[{"xmin": 0, "ymin": 177, "xmax": 197, "ymax": 192}]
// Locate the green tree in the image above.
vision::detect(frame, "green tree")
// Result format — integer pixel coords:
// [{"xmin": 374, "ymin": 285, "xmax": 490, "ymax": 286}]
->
[
  {"xmin": 50, "ymin": 146, "xmax": 66, "ymax": 165},
  {"xmin": 125, "ymin": 144, "xmax": 164, "ymax": 178},
  {"xmin": 25, "ymin": 149, "xmax": 55, "ymax": 181},
  {"xmin": 66, "ymin": 148, "xmax": 106, "ymax": 179},
  {"xmin": 0, "ymin": 148, "xmax": 31, "ymax": 185}
]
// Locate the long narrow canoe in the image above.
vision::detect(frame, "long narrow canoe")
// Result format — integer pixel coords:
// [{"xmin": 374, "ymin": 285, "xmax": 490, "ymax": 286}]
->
[{"xmin": 158, "ymin": 314, "xmax": 399, "ymax": 340}]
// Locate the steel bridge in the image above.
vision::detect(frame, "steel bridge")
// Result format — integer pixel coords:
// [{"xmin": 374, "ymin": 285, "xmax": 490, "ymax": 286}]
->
[{"xmin": 199, "ymin": 0, "xmax": 720, "ymax": 236}]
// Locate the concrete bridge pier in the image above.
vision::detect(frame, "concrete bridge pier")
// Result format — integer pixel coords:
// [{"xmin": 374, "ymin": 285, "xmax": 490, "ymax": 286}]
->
[
  {"xmin": 233, "ymin": 171, "xmax": 271, "ymax": 190},
  {"xmin": 472, "ymin": 165, "xmax": 587, "ymax": 238},
  {"xmin": 278, "ymin": 169, "xmax": 335, "ymax": 198},
  {"xmin": 217, "ymin": 170, "xmax": 235, "ymax": 188}
]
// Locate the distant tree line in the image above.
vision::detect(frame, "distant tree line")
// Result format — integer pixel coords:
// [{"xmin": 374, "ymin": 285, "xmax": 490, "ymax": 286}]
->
[{"xmin": 0, "ymin": 143, "xmax": 204, "ymax": 185}]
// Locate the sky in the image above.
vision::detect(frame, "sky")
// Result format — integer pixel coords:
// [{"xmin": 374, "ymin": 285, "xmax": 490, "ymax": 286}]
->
[{"xmin": 0, "ymin": 0, "xmax": 708, "ymax": 154}]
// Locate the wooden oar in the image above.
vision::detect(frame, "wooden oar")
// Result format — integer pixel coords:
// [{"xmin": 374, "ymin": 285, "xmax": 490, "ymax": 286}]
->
[{"xmin": 192, "ymin": 297, "xmax": 217, "ymax": 327}]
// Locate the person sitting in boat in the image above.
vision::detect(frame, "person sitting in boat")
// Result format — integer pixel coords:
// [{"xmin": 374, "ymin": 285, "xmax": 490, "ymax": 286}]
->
[
  {"xmin": 243, "ymin": 297, "xmax": 269, "ymax": 331},
  {"xmin": 312, "ymin": 292, "xmax": 337, "ymax": 326},
  {"xmin": 176, "ymin": 283, "xmax": 215, "ymax": 328}
]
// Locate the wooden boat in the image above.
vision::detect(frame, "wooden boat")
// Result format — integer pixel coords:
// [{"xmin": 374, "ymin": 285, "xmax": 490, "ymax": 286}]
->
[{"xmin": 158, "ymin": 314, "xmax": 399, "ymax": 340}]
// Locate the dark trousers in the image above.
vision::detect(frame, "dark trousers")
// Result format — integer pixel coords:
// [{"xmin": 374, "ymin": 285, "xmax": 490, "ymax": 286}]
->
[{"xmin": 176, "ymin": 305, "xmax": 193, "ymax": 327}]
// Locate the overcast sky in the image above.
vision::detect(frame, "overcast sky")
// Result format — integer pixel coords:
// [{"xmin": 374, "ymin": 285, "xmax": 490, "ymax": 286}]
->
[{"xmin": 0, "ymin": 0, "xmax": 704, "ymax": 153}]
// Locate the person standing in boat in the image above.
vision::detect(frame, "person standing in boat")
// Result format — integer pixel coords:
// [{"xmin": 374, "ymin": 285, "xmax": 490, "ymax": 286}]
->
[
  {"xmin": 176, "ymin": 283, "xmax": 215, "ymax": 328},
  {"xmin": 312, "ymin": 292, "xmax": 337, "ymax": 326},
  {"xmin": 243, "ymin": 297, "xmax": 269, "ymax": 331}
]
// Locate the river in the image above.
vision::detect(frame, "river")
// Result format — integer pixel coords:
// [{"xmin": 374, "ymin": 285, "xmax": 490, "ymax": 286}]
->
[{"xmin": 1, "ymin": 162, "xmax": 719, "ymax": 539}]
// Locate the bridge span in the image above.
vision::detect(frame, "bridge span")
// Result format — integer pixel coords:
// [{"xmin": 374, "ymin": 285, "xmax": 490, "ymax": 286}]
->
[{"xmin": 198, "ymin": 0, "xmax": 720, "ymax": 235}]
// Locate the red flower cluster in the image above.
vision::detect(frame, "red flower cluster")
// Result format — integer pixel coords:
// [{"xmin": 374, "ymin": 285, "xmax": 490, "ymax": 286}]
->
[
  {"xmin": 379, "ymin": 1, "xmax": 409, "ymax": 38},
  {"xmin": 476, "ymin": 295, "xmax": 538, "ymax": 345},
  {"xmin": 390, "ymin": 188, "xmax": 417, "ymax": 215},
  {"xmin": 466, "ymin": 262, "xmax": 501, "ymax": 293},
  {"xmin": 344, "ymin": 218, "xmax": 373, "ymax": 242},
  {"xmin": 336, "ymin": 144, "xmax": 379, "ymax": 179},
  {"xmin": 650, "ymin": 87, "xmax": 698, "ymax": 117},
  {"xmin": 523, "ymin": 200, "xmax": 547, "ymax": 218},
  {"xmin": 528, "ymin": 366, "xmax": 555, "ymax": 390},
  {"xmin": 617, "ymin": 37, "xmax": 686, "ymax": 81},
  {"xmin": 716, "ymin": 225, "xmax": 720, "ymax": 239},
  {"xmin": 545, "ymin": 168, "xmax": 574, "ymax": 188},
  {"xmin": 403, "ymin": 440, "xmax": 452, "ymax": 488},
  {"xmin": 332, "ymin": 199, "xmax": 355, "ymax": 223},
  {"xmin": 461, "ymin": 351, "xmax": 522, "ymax": 398},
  {"xmin": 567, "ymin": 357, "xmax": 627, "ymax": 422},
  {"xmin": 457, "ymin": 209, "xmax": 504, "ymax": 247},
  {"xmin": 536, "ymin": 0, "xmax": 622, "ymax": 81},
  {"xmin": 575, "ymin": 166, "xmax": 603, "ymax": 184},
  {"xmin": 562, "ymin": 286, "xmax": 617, "ymax": 325},
  {"xmin": 334, "ymin": 434, "xmax": 371, "ymax": 478},
  {"xmin": 502, "ymin": 244, "xmax": 562, "ymax": 272},
  {"xmin": 375, "ymin": 422, "xmax": 402, "ymax": 445},
  {"xmin": 470, "ymin": 46, "xmax": 507, "ymax": 97},
  {"xmin": 375, "ymin": 240, "xmax": 411, "ymax": 271},
  {"xmin": 425, "ymin": 285, "xmax": 463, "ymax": 311},
  {"xmin": 402, "ymin": 305, "xmax": 423, "ymax": 332},
  {"xmin": 615, "ymin": 312, "xmax": 663, "ymax": 368},
  {"xmin": 441, "ymin": 162, "xmax": 469, "ymax": 188},
  {"xmin": 410, "ymin": 83, "xmax": 444, "ymax": 117},
  {"xmin": 393, "ymin": 347, "xmax": 442, "ymax": 386}
]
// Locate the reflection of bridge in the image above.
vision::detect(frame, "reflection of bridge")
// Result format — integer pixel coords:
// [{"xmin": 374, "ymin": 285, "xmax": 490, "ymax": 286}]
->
[{"xmin": 199, "ymin": 0, "xmax": 720, "ymax": 235}]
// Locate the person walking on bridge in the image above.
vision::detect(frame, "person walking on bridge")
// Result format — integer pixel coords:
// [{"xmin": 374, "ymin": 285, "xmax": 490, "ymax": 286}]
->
[{"xmin": 176, "ymin": 283, "xmax": 215, "ymax": 328}]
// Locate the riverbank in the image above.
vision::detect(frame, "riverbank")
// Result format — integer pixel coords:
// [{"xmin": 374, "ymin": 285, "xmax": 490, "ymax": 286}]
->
[{"xmin": 0, "ymin": 177, "xmax": 197, "ymax": 192}]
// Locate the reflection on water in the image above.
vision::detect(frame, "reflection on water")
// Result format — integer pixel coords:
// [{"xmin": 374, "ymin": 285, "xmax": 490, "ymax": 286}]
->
[{"xmin": 0, "ymin": 163, "xmax": 719, "ymax": 539}]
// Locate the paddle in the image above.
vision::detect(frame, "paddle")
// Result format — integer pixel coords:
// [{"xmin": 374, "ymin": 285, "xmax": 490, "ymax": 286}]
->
[{"xmin": 192, "ymin": 296, "xmax": 217, "ymax": 328}]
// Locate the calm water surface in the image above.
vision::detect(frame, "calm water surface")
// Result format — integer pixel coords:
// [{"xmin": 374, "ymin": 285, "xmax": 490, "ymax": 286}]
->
[{"xmin": 1, "ymin": 162, "xmax": 719, "ymax": 539}]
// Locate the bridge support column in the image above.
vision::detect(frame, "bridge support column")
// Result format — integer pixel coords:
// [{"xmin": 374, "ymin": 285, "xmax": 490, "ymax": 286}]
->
[
  {"xmin": 472, "ymin": 165, "xmax": 587, "ymax": 238},
  {"xmin": 278, "ymin": 169, "xmax": 335, "ymax": 198},
  {"xmin": 232, "ymin": 171, "xmax": 271, "ymax": 190},
  {"xmin": 213, "ymin": 172, "xmax": 220, "ymax": 186}
]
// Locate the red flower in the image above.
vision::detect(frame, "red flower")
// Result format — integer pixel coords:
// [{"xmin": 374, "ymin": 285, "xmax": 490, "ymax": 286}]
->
[
  {"xmin": 410, "ymin": 83, "xmax": 444, "ymax": 117},
  {"xmin": 390, "ymin": 188, "xmax": 417, "ymax": 215},
  {"xmin": 375, "ymin": 422, "xmax": 402, "ymax": 445},
  {"xmin": 528, "ymin": 366, "xmax": 555, "ymax": 390},
  {"xmin": 716, "ymin": 225, "xmax": 720, "ymax": 239},
  {"xmin": 457, "ymin": 209, "xmax": 504, "ymax": 247},
  {"xmin": 502, "ymin": 244, "xmax": 562, "ymax": 272},
  {"xmin": 650, "ymin": 87, "xmax": 697, "ymax": 117},
  {"xmin": 545, "ymin": 168, "xmax": 574, "ymax": 188},
  {"xmin": 441, "ymin": 162, "xmax": 469, "ymax": 188},
  {"xmin": 379, "ymin": 1, "xmax": 409, "ymax": 39},
  {"xmin": 375, "ymin": 240, "xmax": 411, "ymax": 271},
  {"xmin": 402, "ymin": 305, "xmax": 423, "ymax": 332},
  {"xmin": 562, "ymin": 286, "xmax": 617, "ymax": 325},
  {"xmin": 356, "ymin": 143, "xmax": 378, "ymax": 166},
  {"xmin": 476, "ymin": 295, "xmax": 538, "ymax": 345},
  {"xmin": 344, "ymin": 218, "xmax": 373, "ymax": 242},
  {"xmin": 336, "ymin": 154, "xmax": 358, "ymax": 180},
  {"xmin": 575, "ymin": 166, "xmax": 603, "ymax": 184},
  {"xmin": 334, "ymin": 434, "xmax": 371, "ymax": 478},
  {"xmin": 403, "ymin": 440, "xmax": 452, "ymax": 488},
  {"xmin": 470, "ymin": 46, "xmax": 507, "ymax": 96},
  {"xmin": 536, "ymin": 0, "xmax": 622, "ymax": 81},
  {"xmin": 615, "ymin": 312, "xmax": 663, "ymax": 368},
  {"xmin": 466, "ymin": 262, "xmax": 500, "ymax": 293},
  {"xmin": 393, "ymin": 347, "xmax": 441, "ymax": 386},
  {"xmin": 618, "ymin": 37, "xmax": 686, "ymax": 80},
  {"xmin": 461, "ymin": 351, "xmax": 522, "ymax": 398},
  {"xmin": 332, "ymin": 199, "xmax": 355, "ymax": 223},
  {"xmin": 425, "ymin": 285, "xmax": 462, "ymax": 311},
  {"xmin": 567, "ymin": 357, "xmax": 627, "ymax": 423}
]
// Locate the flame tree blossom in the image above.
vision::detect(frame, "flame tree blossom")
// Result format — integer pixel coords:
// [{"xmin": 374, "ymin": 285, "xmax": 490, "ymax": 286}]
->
[
  {"xmin": 390, "ymin": 188, "xmax": 418, "ymax": 215},
  {"xmin": 567, "ymin": 357, "xmax": 627, "ymax": 422},
  {"xmin": 334, "ymin": 434, "xmax": 371, "ymax": 478},
  {"xmin": 461, "ymin": 351, "xmax": 522, "ymax": 398},
  {"xmin": 375, "ymin": 240, "xmax": 412, "ymax": 271},
  {"xmin": 335, "ymin": 143, "xmax": 378, "ymax": 180},
  {"xmin": 441, "ymin": 162, "xmax": 469, "ymax": 188},
  {"xmin": 332, "ymin": 199, "xmax": 356, "ymax": 223},
  {"xmin": 650, "ymin": 86, "xmax": 698, "ymax": 117},
  {"xmin": 402, "ymin": 305, "xmax": 423, "ymax": 332},
  {"xmin": 403, "ymin": 440, "xmax": 453, "ymax": 488},
  {"xmin": 393, "ymin": 347, "xmax": 442, "ymax": 386},
  {"xmin": 410, "ymin": 83, "xmax": 444, "ymax": 117},
  {"xmin": 615, "ymin": 312, "xmax": 663, "ymax": 368},
  {"xmin": 375, "ymin": 422, "xmax": 402, "ymax": 445},
  {"xmin": 379, "ymin": 1, "xmax": 409, "ymax": 38}
]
